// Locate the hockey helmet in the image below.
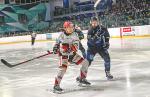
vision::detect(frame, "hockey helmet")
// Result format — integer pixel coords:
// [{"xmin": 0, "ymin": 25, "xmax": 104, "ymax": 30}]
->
[{"xmin": 63, "ymin": 21, "xmax": 73, "ymax": 28}]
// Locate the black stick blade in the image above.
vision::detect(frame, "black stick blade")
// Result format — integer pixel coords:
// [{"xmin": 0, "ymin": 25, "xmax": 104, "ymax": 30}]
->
[{"xmin": 1, "ymin": 59, "xmax": 14, "ymax": 68}]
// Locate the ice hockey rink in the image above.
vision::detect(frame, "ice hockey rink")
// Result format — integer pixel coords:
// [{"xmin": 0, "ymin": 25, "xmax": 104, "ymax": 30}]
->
[{"xmin": 0, "ymin": 38, "xmax": 150, "ymax": 97}]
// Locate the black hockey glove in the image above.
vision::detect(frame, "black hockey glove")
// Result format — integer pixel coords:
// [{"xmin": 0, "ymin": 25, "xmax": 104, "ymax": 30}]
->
[
  {"xmin": 103, "ymin": 42, "xmax": 110, "ymax": 49},
  {"xmin": 53, "ymin": 44, "xmax": 59, "ymax": 54}
]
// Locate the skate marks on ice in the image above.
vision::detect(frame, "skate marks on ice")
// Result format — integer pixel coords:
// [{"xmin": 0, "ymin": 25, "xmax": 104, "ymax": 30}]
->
[
  {"xmin": 47, "ymin": 85, "xmax": 104, "ymax": 94},
  {"xmin": 47, "ymin": 78, "xmax": 121, "ymax": 94},
  {"xmin": 47, "ymin": 78, "xmax": 125, "ymax": 95}
]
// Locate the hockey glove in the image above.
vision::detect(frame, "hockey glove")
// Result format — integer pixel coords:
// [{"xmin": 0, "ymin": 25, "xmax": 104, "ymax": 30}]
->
[
  {"xmin": 53, "ymin": 44, "xmax": 59, "ymax": 54},
  {"xmin": 103, "ymin": 42, "xmax": 110, "ymax": 49}
]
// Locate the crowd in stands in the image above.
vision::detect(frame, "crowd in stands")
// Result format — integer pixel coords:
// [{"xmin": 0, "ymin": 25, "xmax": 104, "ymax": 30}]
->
[
  {"xmin": 50, "ymin": 0, "xmax": 149, "ymax": 32},
  {"xmin": 0, "ymin": 0, "xmax": 149, "ymax": 37},
  {"xmin": 54, "ymin": 1, "xmax": 95, "ymax": 16}
]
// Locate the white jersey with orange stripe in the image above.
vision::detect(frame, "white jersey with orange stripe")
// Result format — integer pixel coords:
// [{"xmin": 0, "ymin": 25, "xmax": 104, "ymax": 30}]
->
[{"xmin": 56, "ymin": 31, "xmax": 80, "ymax": 56}]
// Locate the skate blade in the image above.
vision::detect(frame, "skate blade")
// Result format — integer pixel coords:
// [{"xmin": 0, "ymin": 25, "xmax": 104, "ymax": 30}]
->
[
  {"xmin": 78, "ymin": 83, "xmax": 91, "ymax": 87},
  {"xmin": 107, "ymin": 77, "xmax": 115, "ymax": 81},
  {"xmin": 53, "ymin": 90, "xmax": 64, "ymax": 94}
]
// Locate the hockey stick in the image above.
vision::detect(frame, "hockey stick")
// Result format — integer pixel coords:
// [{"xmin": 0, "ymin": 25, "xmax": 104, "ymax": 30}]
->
[
  {"xmin": 94, "ymin": 0, "xmax": 101, "ymax": 25},
  {"xmin": 1, "ymin": 51, "xmax": 53, "ymax": 68}
]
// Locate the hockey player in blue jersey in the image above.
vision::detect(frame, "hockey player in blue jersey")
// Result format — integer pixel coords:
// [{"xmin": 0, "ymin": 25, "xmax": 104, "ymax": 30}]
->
[{"xmin": 77, "ymin": 17, "xmax": 113, "ymax": 81}]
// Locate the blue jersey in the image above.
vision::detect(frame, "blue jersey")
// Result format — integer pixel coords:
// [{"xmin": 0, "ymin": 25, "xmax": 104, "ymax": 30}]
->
[{"xmin": 87, "ymin": 25, "xmax": 110, "ymax": 49}]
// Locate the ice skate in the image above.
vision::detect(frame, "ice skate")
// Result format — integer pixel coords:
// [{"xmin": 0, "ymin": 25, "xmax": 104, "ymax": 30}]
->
[
  {"xmin": 78, "ymin": 78, "xmax": 91, "ymax": 87},
  {"xmin": 106, "ymin": 71, "xmax": 113, "ymax": 80},
  {"xmin": 53, "ymin": 85, "xmax": 63, "ymax": 94},
  {"xmin": 76, "ymin": 76, "xmax": 80, "ymax": 83}
]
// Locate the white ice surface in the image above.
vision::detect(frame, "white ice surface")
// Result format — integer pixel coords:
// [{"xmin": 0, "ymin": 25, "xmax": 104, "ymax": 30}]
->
[{"xmin": 0, "ymin": 38, "xmax": 150, "ymax": 97}]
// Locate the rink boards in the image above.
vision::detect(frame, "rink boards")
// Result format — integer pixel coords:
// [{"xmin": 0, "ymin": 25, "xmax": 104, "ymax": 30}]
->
[{"xmin": 0, "ymin": 25, "xmax": 150, "ymax": 44}]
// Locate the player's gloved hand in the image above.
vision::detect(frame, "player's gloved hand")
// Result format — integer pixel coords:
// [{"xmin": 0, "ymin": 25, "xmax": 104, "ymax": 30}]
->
[
  {"xmin": 103, "ymin": 42, "xmax": 110, "ymax": 49},
  {"xmin": 53, "ymin": 44, "xmax": 59, "ymax": 54},
  {"xmin": 75, "ymin": 25, "xmax": 81, "ymax": 31}
]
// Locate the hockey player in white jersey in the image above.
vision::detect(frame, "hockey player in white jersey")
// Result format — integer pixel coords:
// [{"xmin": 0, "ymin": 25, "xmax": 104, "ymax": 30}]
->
[{"xmin": 52, "ymin": 21, "xmax": 91, "ymax": 93}]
